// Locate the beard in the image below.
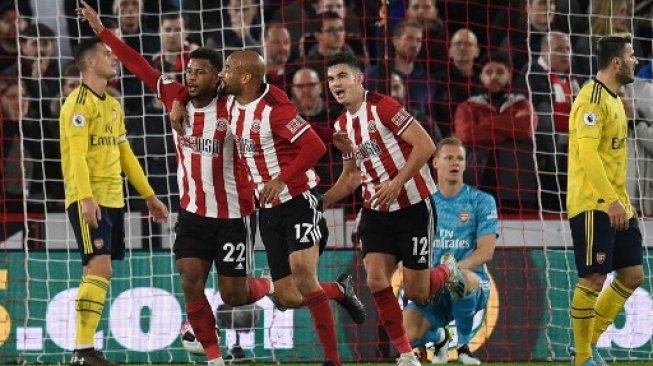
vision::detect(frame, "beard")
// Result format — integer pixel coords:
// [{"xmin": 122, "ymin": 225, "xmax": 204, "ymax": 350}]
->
[{"xmin": 616, "ymin": 64, "xmax": 635, "ymax": 85}]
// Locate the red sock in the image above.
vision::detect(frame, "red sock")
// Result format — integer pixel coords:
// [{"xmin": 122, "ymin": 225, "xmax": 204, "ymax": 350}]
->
[
  {"xmin": 304, "ymin": 289, "xmax": 340, "ymax": 363},
  {"xmin": 247, "ymin": 277, "xmax": 271, "ymax": 303},
  {"xmin": 430, "ymin": 265, "xmax": 451, "ymax": 297},
  {"xmin": 186, "ymin": 297, "xmax": 220, "ymax": 360},
  {"xmin": 320, "ymin": 282, "xmax": 345, "ymax": 302},
  {"xmin": 300, "ymin": 282, "xmax": 345, "ymax": 306},
  {"xmin": 373, "ymin": 287, "xmax": 412, "ymax": 354}
]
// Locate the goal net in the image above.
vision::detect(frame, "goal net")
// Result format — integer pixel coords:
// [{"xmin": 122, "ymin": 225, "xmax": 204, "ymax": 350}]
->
[{"xmin": 0, "ymin": 0, "xmax": 652, "ymax": 363}]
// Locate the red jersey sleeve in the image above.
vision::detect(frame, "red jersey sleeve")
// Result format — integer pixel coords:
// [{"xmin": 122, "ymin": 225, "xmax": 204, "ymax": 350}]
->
[
  {"xmin": 270, "ymin": 102, "xmax": 311, "ymax": 143},
  {"xmin": 98, "ymin": 28, "xmax": 188, "ymax": 111},
  {"xmin": 375, "ymin": 95, "xmax": 414, "ymax": 136}
]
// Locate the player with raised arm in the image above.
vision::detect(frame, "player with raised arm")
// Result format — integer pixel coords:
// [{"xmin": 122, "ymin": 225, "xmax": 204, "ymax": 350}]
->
[
  {"xmin": 567, "ymin": 33, "xmax": 644, "ymax": 366},
  {"xmin": 61, "ymin": 36, "xmax": 168, "ymax": 366},
  {"xmin": 403, "ymin": 137, "xmax": 497, "ymax": 365},
  {"xmin": 207, "ymin": 50, "xmax": 365, "ymax": 366},
  {"xmin": 77, "ymin": 3, "xmax": 272, "ymax": 365},
  {"xmin": 322, "ymin": 51, "xmax": 460, "ymax": 366}
]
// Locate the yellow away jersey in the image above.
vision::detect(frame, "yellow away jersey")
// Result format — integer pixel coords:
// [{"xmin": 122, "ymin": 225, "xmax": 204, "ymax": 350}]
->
[
  {"xmin": 60, "ymin": 84, "xmax": 127, "ymax": 208},
  {"xmin": 567, "ymin": 79, "xmax": 632, "ymax": 219}
]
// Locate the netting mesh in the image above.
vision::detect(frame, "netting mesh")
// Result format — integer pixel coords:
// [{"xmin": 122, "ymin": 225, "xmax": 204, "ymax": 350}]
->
[{"xmin": 0, "ymin": 0, "xmax": 652, "ymax": 363}]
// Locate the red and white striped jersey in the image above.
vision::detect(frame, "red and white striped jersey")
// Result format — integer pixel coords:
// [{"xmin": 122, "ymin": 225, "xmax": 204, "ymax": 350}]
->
[
  {"xmin": 158, "ymin": 77, "xmax": 254, "ymax": 218},
  {"xmin": 334, "ymin": 91, "xmax": 436, "ymax": 211},
  {"xmin": 226, "ymin": 84, "xmax": 319, "ymax": 207}
]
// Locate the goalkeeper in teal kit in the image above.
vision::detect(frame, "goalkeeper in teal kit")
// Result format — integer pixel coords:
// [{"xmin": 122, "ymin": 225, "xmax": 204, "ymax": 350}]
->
[{"xmin": 404, "ymin": 137, "xmax": 498, "ymax": 365}]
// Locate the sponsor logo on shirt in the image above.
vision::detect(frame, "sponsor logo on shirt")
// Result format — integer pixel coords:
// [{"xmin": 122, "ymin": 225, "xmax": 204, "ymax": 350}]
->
[
  {"xmin": 236, "ymin": 137, "xmax": 257, "ymax": 156},
  {"xmin": 179, "ymin": 135, "xmax": 222, "ymax": 156},
  {"xmin": 355, "ymin": 139, "xmax": 381, "ymax": 160},
  {"xmin": 90, "ymin": 135, "xmax": 119, "ymax": 146}
]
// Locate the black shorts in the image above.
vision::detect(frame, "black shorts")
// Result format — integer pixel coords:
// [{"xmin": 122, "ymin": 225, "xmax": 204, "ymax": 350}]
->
[
  {"xmin": 173, "ymin": 209, "xmax": 255, "ymax": 277},
  {"xmin": 259, "ymin": 190, "xmax": 328, "ymax": 281},
  {"xmin": 570, "ymin": 211, "xmax": 642, "ymax": 277},
  {"xmin": 359, "ymin": 198, "xmax": 436, "ymax": 270},
  {"xmin": 67, "ymin": 201, "xmax": 125, "ymax": 265}
]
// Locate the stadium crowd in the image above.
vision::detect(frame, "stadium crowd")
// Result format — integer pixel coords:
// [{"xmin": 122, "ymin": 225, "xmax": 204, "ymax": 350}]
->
[{"xmin": 1, "ymin": 0, "xmax": 653, "ymax": 238}]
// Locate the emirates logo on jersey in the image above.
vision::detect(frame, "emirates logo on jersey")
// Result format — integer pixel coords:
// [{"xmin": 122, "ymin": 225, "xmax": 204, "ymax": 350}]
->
[
  {"xmin": 217, "ymin": 118, "xmax": 229, "ymax": 131},
  {"xmin": 459, "ymin": 211, "xmax": 469, "ymax": 223}
]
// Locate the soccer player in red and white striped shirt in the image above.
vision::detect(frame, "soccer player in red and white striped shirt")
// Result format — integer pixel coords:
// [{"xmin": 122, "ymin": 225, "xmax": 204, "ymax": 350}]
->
[
  {"xmin": 217, "ymin": 50, "xmax": 365, "ymax": 366},
  {"xmin": 323, "ymin": 52, "xmax": 456, "ymax": 366},
  {"xmin": 78, "ymin": 4, "xmax": 271, "ymax": 365}
]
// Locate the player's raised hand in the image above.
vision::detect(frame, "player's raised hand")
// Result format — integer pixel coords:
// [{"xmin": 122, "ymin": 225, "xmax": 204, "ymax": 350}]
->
[
  {"xmin": 170, "ymin": 99, "xmax": 189, "ymax": 135},
  {"xmin": 76, "ymin": 0, "xmax": 104, "ymax": 35},
  {"xmin": 145, "ymin": 196, "xmax": 169, "ymax": 223},
  {"xmin": 332, "ymin": 131, "xmax": 354, "ymax": 156},
  {"xmin": 80, "ymin": 196, "xmax": 101, "ymax": 229},
  {"xmin": 607, "ymin": 199, "xmax": 628, "ymax": 231}
]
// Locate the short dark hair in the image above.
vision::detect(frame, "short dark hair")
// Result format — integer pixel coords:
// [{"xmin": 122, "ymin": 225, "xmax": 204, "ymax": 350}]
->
[
  {"xmin": 484, "ymin": 51, "xmax": 511, "ymax": 69},
  {"xmin": 20, "ymin": 22, "xmax": 55, "ymax": 40},
  {"xmin": 189, "ymin": 47, "xmax": 223, "ymax": 70},
  {"xmin": 319, "ymin": 11, "xmax": 343, "ymax": 28},
  {"xmin": 392, "ymin": 20, "xmax": 423, "ymax": 38},
  {"xmin": 596, "ymin": 33, "xmax": 632, "ymax": 70},
  {"xmin": 326, "ymin": 51, "xmax": 363, "ymax": 72},
  {"xmin": 74, "ymin": 37, "xmax": 104, "ymax": 70}
]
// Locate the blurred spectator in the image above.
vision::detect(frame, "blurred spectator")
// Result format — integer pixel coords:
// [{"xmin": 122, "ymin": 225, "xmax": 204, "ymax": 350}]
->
[
  {"xmin": 390, "ymin": 71, "xmax": 441, "ymax": 141},
  {"xmin": 205, "ymin": 0, "xmax": 262, "ymax": 50},
  {"xmin": 264, "ymin": 23, "xmax": 293, "ymax": 91},
  {"xmin": 0, "ymin": 2, "xmax": 23, "ymax": 73},
  {"xmin": 290, "ymin": 67, "xmax": 341, "ymax": 189},
  {"xmin": 271, "ymin": 0, "xmax": 320, "ymax": 47},
  {"xmin": 0, "ymin": 79, "xmax": 41, "ymax": 216},
  {"xmin": 574, "ymin": 0, "xmax": 642, "ymax": 78},
  {"xmin": 628, "ymin": 61, "xmax": 653, "ymax": 215},
  {"xmin": 151, "ymin": 13, "xmax": 195, "ymax": 79},
  {"xmin": 303, "ymin": 11, "xmax": 360, "ymax": 80},
  {"xmin": 366, "ymin": 20, "xmax": 435, "ymax": 120},
  {"xmin": 433, "ymin": 28, "xmax": 481, "ymax": 137},
  {"xmin": 524, "ymin": 31, "xmax": 578, "ymax": 212},
  {"xmin": 404, "ymin": 0, "xmax": 447, "ymax": 73},
  {"xmin": 454, "ymin": 53, "xmax": 538, "ymax": 209},
  {"xmin": 492, "ymin": 0, "xmax": 564, "ymax": 72},
  {"xmin": 3, "ymin": 23, "xmax": 60, "ymax": 118},
  {"xmin": 48, "ymin": 62, "xmax": 79, "ymax": 118},
  {"xmin": 113, "ymin": 0, "xmax": 160, "ymax": 116}
]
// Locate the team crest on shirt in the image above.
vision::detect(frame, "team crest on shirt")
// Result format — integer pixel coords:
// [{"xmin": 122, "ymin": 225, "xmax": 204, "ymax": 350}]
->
[
  {"xmin": 596, "ymin": 252, "xmax": 606, "ymax": 264},
  {"xmin": 583, "ymin": 111, "xmax": 598, "ymax": 126},
  {"xmin": 217, "ymin": 118, "xmax": 229, "ymax": 131},
  {"xmin": 459, "ymin": 211, "xmax": 469, "ymax": 223},
  {"xmin": 72, "ymin": 114, "xmax": 86, "ymax": 128},
  {"xmin": 368, "ymin": 121, "xmax": 377, "ymax": 132},
  {"xmin": 251, "ymin": 119, "xmax": 261, "ymax": 132},
  {"xmin": 94, "ymin": 238, "xmax": 104, "ymax": 249}
]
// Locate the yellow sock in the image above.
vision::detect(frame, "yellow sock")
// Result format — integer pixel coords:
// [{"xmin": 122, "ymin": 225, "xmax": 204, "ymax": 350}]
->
[
  {"xmin": 591, "ymin": 279, "xmax": 633, "ymax": 345},
  {"xmin": 75, "ymin": 275, "xmax": 109, "ymax": 349},
  {"xmin": 571, "ymin": 284, "xmax": 598, "ymax": 366}
]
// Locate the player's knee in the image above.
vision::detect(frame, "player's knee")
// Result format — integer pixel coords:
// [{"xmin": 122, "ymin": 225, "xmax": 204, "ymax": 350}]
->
[
  {"xmin": 221, "ymin": 290, "xmax": 249, "ymax": 307},
  {"xmin": 366, "ymin": 274, "xmax": 390, "ymax": 293},
  {"xmin": 619, "ymin": 272, "xmax": 644, "ymax": 290},
  {"xmin": 404, "ymin": 290, "xmax": 429, "ymax": 306},
  {"xmin": 579, "ymin": 273, "xmax": 606, "ymax": 292},
  {"xmin": 276, "ymin": 290, "xmax": 303, "ymax": 308},
  {"xmin": 180, "ymin": 273, "xmax": 206, "ymax": 300}
]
